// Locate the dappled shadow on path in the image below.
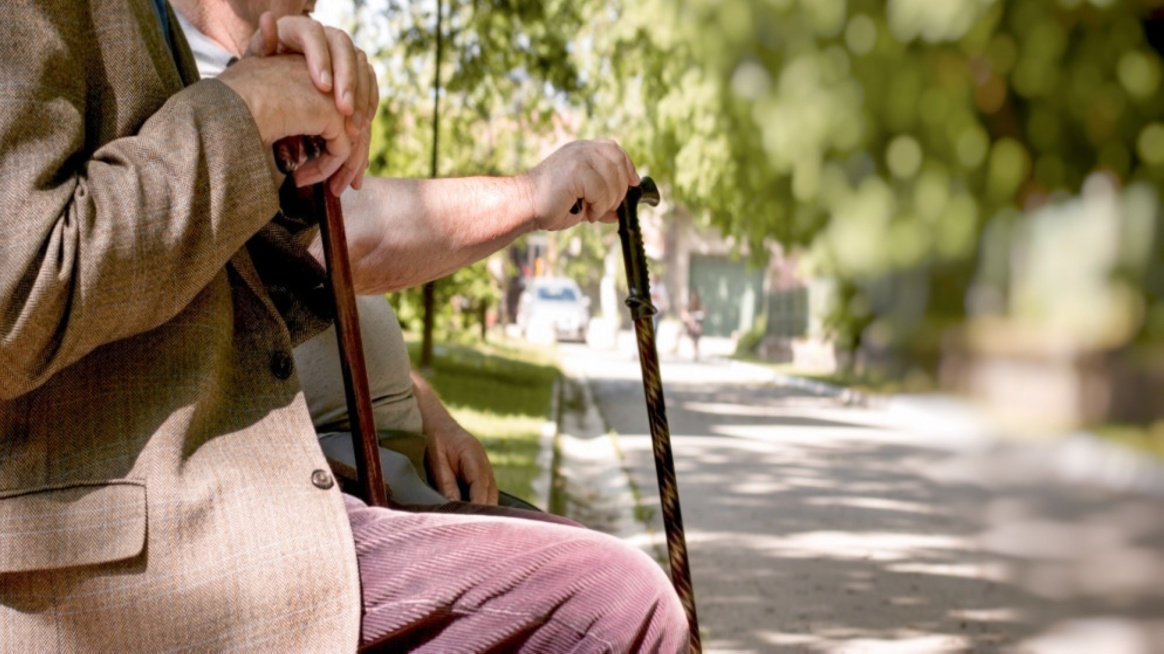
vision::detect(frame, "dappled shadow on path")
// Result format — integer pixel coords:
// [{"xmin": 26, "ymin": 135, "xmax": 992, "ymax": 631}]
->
[{"xmin": 594, "ymin": 376, "xmax": 1164, "ymax": 653}]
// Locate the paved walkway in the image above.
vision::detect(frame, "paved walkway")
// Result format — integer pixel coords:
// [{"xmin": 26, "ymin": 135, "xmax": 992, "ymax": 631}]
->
[{"xmin": 555, "ymin": 334, "xmax": 1164, "ymax": 654}]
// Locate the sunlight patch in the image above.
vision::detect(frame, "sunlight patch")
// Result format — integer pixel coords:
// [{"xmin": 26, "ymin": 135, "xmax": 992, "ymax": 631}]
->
[
  {"xmin": 888, "ymin": 561, "xmax": 1011, "ymax": 583},
  {"xmin": 805, "ymin": 496, "xmax": 938, "ymax": 515}
]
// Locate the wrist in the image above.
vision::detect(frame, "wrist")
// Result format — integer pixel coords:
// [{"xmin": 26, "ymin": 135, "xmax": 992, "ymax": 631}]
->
[
  {"xmin": 205, "ymin": 77, "xmax": 286, "ymax": 190},
  {"xmin": 513, "ymin": 171, "xmax": 542, "ymax": 233}
]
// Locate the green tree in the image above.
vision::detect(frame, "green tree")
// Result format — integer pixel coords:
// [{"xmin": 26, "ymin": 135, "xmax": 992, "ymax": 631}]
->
[
  {"xmin": 578, "ymin": 0, "xmax": 1164, "ymax": 373},
  {"xmin": 338, "ymin": 0, "xmax": 592, "ymax": 339}
]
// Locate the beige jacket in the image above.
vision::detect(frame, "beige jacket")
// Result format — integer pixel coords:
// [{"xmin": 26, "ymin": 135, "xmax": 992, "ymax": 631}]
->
[{"xmin": 0, "ymin": 1, "xmax": 360, "ymax": 651}]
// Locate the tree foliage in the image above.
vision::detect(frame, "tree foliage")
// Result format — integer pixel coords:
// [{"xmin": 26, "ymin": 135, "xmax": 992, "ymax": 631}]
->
[
  {"xmin": 580, "ymin": 0, "xmax": 1164, "ymax": 370},
  {"xmin": 337, "ymin": 0, "xmax": 591, "ymax": 335},
  {"xmin": 334, "ymin": 0, "xmax": 1164, "ymax": 367}
]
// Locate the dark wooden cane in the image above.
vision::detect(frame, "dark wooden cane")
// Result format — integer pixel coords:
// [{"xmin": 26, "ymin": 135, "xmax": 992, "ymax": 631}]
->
[
  {"xmin": 275, "ymin": 137, "xmax": 389, "ymax": 508},
  {"xmin": 615, "ymin": 178, "xmax": 701, "ymax": 652}
]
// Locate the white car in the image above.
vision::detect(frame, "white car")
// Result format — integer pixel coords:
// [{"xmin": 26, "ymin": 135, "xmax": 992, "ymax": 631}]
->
[{"xmin": 517, "ymin": 277, "xmax": 590, "ymax": 342}]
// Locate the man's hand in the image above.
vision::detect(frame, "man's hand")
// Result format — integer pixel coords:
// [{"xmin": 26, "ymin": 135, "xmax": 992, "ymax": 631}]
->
[
  {"xmin": 424, "ymin": 419, "xmax": 499, "ymax": 505},
  {"xmin": 245, "ymin": 13, "xmax": 378, "ymax": 138},
  {"xmin": 518, "ymin": 139, "xmax": 641, "ymax": 231},
  {"xmin": 410, "ymin": 370, "xmax": 498, "ymax": 504},
  {"xmin": 230, "ymin": 12, "xmax": 378, "ymax": 194},
  {"xmin": 218, "ymin": 55, "xmax": 358, "ymax": 191}
]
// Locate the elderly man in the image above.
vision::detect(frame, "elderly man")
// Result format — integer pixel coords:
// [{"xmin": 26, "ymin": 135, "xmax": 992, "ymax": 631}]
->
[
  {"xmin": 0, "ymin": 0, "xmax": 686, "ymax": 652},
  {"xmin": 176, "ymin": 0, "xmax": 627, "ymax": 509}
]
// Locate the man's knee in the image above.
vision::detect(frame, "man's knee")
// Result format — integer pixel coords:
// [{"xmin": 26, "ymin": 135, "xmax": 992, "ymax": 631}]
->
[{"xmin": 551, "ymin": 530, "xmax": 688, "ymax": 650}]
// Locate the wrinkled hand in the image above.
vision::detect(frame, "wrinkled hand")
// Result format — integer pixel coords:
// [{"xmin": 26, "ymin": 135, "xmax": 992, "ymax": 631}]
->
[
  {"xmin": 519, "ymin": 139, "xmax": 641, "ymax": 231},
  {"xmin": 425, "ymin": 420, "xmax": 498, "ymax": 505},
  {"xmin": 237, "ymin": 12, "xmax": 378, "ymax": 193},
  {"xmin": 218, "ymin": 55, "xmax": 353, "ymax": 191}
]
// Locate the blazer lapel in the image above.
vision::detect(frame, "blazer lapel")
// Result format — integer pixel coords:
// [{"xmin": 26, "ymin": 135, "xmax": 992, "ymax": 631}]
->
[
  {"xmin": 154, "ymin": 2, "xmax": 293, "ymax": 329},
  {"xmin": 136, "ymin": 0, "xmax": 184, "ymax": 90},
  {"xmin": 167, "ymin": 6, "xmax": 203, "ymax": 85}
]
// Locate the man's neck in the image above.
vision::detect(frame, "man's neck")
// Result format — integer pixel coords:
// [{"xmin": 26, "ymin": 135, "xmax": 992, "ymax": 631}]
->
[{"xmin": 169, "ymin": 0, "xmax": 249, "ymax": 58}]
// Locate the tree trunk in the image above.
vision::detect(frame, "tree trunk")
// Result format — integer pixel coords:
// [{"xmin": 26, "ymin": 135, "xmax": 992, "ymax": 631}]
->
[{"xmin": 420, "ymin": 0, "xmax": 444, "ymax": 369}]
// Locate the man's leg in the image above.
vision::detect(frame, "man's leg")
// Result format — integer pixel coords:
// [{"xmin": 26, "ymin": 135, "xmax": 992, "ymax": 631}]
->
[{"xmin": 344, "ymin": 494, "xmax": 688, "ymax": 652}]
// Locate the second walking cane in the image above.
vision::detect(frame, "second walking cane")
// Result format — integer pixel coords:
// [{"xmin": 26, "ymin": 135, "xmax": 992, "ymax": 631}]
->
[{"xmin": 617, "ymin": 178, "xmax": 701, "ymax": 653}]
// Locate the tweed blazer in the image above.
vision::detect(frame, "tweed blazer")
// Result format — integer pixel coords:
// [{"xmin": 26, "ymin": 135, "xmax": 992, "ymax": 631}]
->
[{"xmin": 0, "ymin": 1, "xmax": 361, "ymax": 651}]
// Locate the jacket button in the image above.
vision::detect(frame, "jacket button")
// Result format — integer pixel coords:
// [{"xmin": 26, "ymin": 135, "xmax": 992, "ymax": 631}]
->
[
  {"xmin": 270, "ymin": 351, "xmax": 294, "ymax": 380},
  {"xmin": 311, "ymin": 469, "xmax": 334, "ymax": 490}
]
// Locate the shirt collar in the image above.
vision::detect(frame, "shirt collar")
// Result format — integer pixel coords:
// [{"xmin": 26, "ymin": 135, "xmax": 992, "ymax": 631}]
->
[{"xmin": 174, "ymin": 9, "xmax": 237, "ymax": 79}]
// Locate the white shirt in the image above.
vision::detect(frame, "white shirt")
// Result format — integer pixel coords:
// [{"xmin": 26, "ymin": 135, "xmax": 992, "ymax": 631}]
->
[{"xmin": 174, "ymin": 10, "xmax": 236, "ymax": 80}]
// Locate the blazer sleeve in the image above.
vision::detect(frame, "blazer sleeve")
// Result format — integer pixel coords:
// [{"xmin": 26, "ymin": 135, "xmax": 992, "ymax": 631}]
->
[{"xmin": 0, "ymin": 4, "xmax": 281, "ymax": 399}]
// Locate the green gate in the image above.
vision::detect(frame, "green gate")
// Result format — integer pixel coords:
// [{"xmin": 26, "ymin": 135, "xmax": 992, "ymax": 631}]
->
[{"xmin": 688, "ymin": 256, "xmax": 765, "ymax": 338}]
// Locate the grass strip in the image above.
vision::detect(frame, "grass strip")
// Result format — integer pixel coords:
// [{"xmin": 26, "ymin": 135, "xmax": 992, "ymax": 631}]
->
[{"xmin": 407, "ymin": 336, "xmax": 560, "ymax": 504}]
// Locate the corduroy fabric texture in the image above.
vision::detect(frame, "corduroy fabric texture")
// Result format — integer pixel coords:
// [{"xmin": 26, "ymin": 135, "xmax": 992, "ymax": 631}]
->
[{"xmin": 346, "ymin": 494, "xmax": 689, "ymax": 652}]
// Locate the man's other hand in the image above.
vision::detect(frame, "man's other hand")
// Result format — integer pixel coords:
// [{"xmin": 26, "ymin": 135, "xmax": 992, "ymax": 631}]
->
[
  {"xmin": 519, "ymin": 139, "xmax": 642, "ymax": 231},
  {"xmin": 424, "ymin": 421, "xmax": 499, "ymax": 505}
]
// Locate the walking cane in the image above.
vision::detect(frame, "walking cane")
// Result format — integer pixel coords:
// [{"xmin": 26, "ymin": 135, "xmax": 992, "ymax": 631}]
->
[
  {"xmin": 275, "ymin": 137, "xmax": 389, "ymax": 508},
  {"xmin": 612, "ymin": 178, "xmax": 702, "ymax": 652}
]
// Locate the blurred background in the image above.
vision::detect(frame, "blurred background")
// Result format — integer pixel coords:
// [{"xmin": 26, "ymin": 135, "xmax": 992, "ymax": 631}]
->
[
  {"xmin": 303, "ymin": 2, "xmax": 1164, "ymax": 650},
  {"xmin": 319, "ymin": 0, "xmax": 1164, "ymax": 456}
]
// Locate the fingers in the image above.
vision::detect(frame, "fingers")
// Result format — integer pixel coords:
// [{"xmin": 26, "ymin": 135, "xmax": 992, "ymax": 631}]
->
[
  {"xmin": 285, "ymin": 100, "xmax": 369, "ymax": 193},
  {"xmin": 345, "ymin": 48, "xmax": 378, "ymax": 137},
  {"xmin": 291, "ymin": 116, "xmax": 352, "ymax": 188},
  {"xmin": 272, "ymin": 19, "xmax": 375, "ymax": 188},
  {"xmin": 365, "ymin": 56, "xmax": 381, "ymax": 127},
  {"xmin": 322, "ymin": 27, "xmax": 372, "ymax": 136},
  {"xmin": 269, "ymin": 16, "xmax": 336, "ymax": 94},
  {"xmin": 281, "ymin": 19, "xmax": 374, "ymax": 133},
  {"xmin": 450, "ymin": 438, "xmax": 497, "ymax": 505},
  {"xmin": 617, "ymin": 141, "xmax": 641, "ymax": 186},
  {"xmin": 332, "ymin": 44, "xmax": 377, "ymax": 139},
  {"xmin": 321, "ymin": 26, "xmax": 355, "ymax": 114},
  {"xmin": 424, "ymin": 430, "xmax": 498, "ymax": 505},
  {"xmin": 248, "ymin": 14, "xmax": 375, "ymax": 123},
  {"xmin": 593, "ymin": 141, "xmax": 632, "ymax": 205},
  {"xmin": 427, "ymin": 449, "xmax": 462, "ymax": 503},
  {"xmin": 596, "ymin": 138, "xmax": 639, "ymax": 192},
  {"xmin": 527, "ymin": 139, "xmax": 642, "ymax": 230},
  {"xmin": 573, "ymin": 166, "xmax": 614, "ymax": 222},
  {"xmin": 245, "ymin": 12, "xmax": 280, "ymax": 58},
  {"xmin": 468, "ymin": 483, "xmax": 499, "ymax": 505},
  {"xmin": 239, "ymin": 15, "xmax": 375, "ymax": 192},
  {"xmin": 465, "ymin": 458, "xmax": 499, "ymax": 505},
  {"xmin": 328, "ymin": 126, "xmax": 371, "ymax": 194},
  {"xmin": 574, "ymin": 142, "xmax": 631, "ymax": 223}
]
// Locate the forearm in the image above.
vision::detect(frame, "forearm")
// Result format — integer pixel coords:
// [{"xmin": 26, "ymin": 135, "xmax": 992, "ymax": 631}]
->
[
  {"xmin": 318, "ymin": 138, "xmax": 641, "ymax": 294},
  {"xmin": 411, "ymin": 368, "xmax": 462, "ymax": 436},
  {"xmin": 411, "ymin": 368, "xmax": 498, "ymax": 503},
  {"xmin": 321, "ymin": 175, "xmax": 536, "ymax": 293},
  {"xmin": 0, "ymin": 44, "xmax": 278, "ymax": 399}
]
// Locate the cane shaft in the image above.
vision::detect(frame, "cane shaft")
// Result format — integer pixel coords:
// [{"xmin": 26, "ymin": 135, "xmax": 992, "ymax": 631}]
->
[
  {"xmin": 274, "ymin": 136, "xmax": 389, "ymax": 507},
  {"xmin": 315, "ymin": 184, "xmax": 389, "ymax": 507},
  {"xmin": 632, "ymin": 317, "xmax": 701, "ymax": 653},
  {"xmin": 617, "ymin": 180, "xmax": 701, "ymax": 653}
]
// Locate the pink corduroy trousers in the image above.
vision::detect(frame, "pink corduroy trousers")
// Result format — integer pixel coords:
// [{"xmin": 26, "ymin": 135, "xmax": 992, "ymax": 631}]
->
[{"xmin": 344, "ymin": 494, "xmax": 688, "ymax": 652}]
